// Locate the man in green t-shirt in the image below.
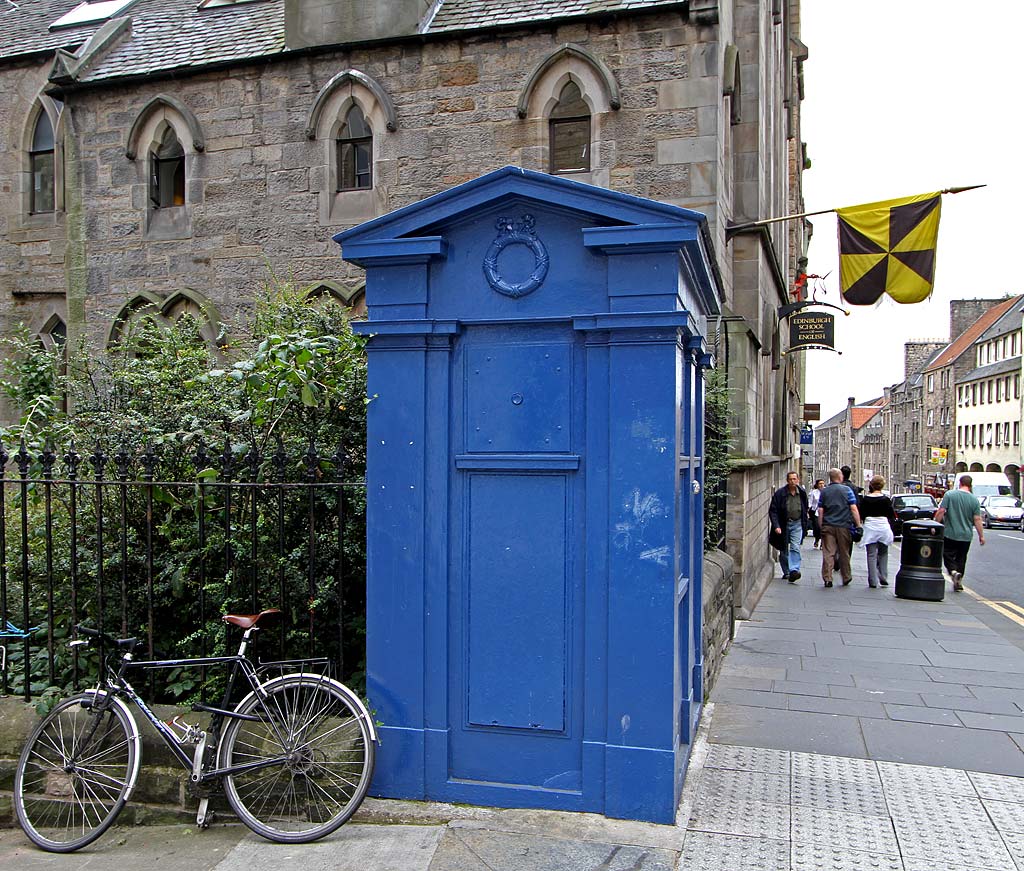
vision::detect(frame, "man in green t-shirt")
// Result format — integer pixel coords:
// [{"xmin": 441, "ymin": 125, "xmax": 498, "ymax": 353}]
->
[{"xmin": 934, "ymin": 475, "xmax": 985, "ymax": 592}]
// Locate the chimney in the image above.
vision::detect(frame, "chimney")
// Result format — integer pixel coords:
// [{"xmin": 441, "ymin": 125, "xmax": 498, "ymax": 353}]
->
[
  {"xmin": 286, "ymin": 0, "xmax": 431, "ymax": 49},
  {"xmin": 950, "ymin": 298, "xmax": 1002, "ymax": 341},
  {"xmin": 903, "ymin": 340, "xmax": 945, "ymax": 378}
]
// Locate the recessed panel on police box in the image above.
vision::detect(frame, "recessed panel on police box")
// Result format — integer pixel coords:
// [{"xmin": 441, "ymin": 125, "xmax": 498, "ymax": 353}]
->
[
  {"xmin": 466, "ymin": 343, "xmax": 571, "ymax": 453},
  {"xmin": 466, "ymin": 472, "xmax": 568, "ymax": 731}
]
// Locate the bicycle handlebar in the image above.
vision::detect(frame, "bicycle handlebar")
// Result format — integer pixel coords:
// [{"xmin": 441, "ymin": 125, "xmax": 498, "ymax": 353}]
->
[{"xmin": 74, "ymin": 625, "xmax": 139, "ymax": 651}]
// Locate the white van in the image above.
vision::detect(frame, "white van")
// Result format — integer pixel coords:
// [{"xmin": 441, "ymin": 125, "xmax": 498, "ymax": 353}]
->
[{"xmin": 954, "ymin": 472, "xmax": 1013, "ymax": 498}]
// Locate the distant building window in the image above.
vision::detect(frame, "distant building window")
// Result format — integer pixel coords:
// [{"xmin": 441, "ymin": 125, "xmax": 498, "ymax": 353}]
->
[
  {"xmin": 549, "ymin": 81, "xmax": 590, "ymax": 173},
  {"xmin": 336, "ymin": 105, "xmax": 372, "ymax": 191},
  {"xmin": 927, "ymin": 374, "xmax": 934, "ymax": 393},
  {"xmin": 150, "ymin": 126, "xmax": 185, "ymax": 208},
  {"xmin": 1015, "ymin": 422, "xmax": 1020, "ymax": 446},
  {"xmin": 30, "ymin": 110, "xmax": 55, "ymax": 213},
  {"xmin": 927, "ymin": 409, "xmax": 933, "ymax": 427},
  {"xmin": 988, "ymin": 380, "xmax": 994, "ymax": 403}
]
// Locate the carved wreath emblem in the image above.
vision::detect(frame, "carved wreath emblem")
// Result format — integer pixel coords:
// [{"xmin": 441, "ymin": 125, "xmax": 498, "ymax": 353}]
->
[{"xmin": 483, "ymin": 214, "xmax": 550, "ymax": 298}]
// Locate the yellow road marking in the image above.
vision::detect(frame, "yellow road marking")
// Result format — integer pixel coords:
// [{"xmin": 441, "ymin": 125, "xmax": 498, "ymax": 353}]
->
[
  {"xmin": 962, "ymin": 587, "xmax": 1024, "ymax": 627},
  {"xmin": 998, "ymin": 600, "xmax": 1024, "ymax": 619}
]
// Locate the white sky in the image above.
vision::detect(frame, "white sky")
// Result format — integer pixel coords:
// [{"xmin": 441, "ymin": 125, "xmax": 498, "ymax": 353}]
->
[{"xmin": 800, "ymin": 1, "xmax": 1023, "ymax": 422}]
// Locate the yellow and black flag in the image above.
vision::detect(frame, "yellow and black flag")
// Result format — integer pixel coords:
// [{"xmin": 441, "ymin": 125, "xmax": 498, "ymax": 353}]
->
[{"xmin": 837, "ymin": 192, "xmax": 941, "ymax": 305}]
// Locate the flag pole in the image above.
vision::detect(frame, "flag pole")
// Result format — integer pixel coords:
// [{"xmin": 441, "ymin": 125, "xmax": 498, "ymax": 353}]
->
[{"xmin": 727, "ymin": 185, "xmax": 986, "ymax": 233}]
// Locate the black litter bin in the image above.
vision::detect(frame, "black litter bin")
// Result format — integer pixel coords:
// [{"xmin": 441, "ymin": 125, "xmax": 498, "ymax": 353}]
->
[{"xmin": 895, "ymin": 519, "xmax": 945, "ymax": 601}]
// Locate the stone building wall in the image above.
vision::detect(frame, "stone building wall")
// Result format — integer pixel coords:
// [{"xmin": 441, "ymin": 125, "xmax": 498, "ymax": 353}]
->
[
  {"xmin": 0, "ymin": 59, "xmax": 69, "ymax": 328},
  {"xmin": 38, "ymin": 11, "xmax": 729, "ymax": 347}
]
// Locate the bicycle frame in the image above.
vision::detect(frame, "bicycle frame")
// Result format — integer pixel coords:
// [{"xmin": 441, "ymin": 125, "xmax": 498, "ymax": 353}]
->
[{"xmin": 93, "ymin": 628, "xmax": 329, "ymax": 783}]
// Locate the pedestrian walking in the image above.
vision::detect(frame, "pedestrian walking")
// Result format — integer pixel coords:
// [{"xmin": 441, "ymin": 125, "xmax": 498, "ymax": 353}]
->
[
  {"xmin": 860, "ymin": 474, "xmax": 896, "ymax": 588},
  {"xmin": 807, "ymin": 479, "xmax": 825, "ymax": 548},
  {"xmin": 933, "ymin": 473, "xmax": 985, "ymax": 591},
  {"xmin": 841, "ymin": 465, "xmax": 864, "ymax": 497},
  {"xmin": 769, "ymin": 471, "xmax": 810, "ymax": 582},
  {"xmin": 818, "ymin": 468, "xmax": 862, "ymax": 587}
]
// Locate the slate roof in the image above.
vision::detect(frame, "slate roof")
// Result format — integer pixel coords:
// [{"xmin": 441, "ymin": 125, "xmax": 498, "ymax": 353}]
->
[
  {"xmin": 1, "ymin": 0, "xmax": 685, "ymax": 82},
  {"xmin": 79, "ymin": 0, "xmax": 285, "ymax": 82},
  {"xmin": 923, "ymin": 296, "xmax": 1024, "ymax": 372},
  {"xmin": 0, "ymin": 0, "xmax": 100, "ymax": 60},
  {"xmin": 977, "ymin": 299, "xmax": 1024, "ymax": 343},
  {"xmin": 956, "ymin": 355, "xmax": 1022, "ymax": 385},
  {"xmin": 426, "ymin": 0, "xmax": 685, "ymax": 33}
]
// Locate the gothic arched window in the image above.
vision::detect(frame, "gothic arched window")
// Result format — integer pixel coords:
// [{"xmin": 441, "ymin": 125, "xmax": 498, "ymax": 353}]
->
[
  {"xmin": 336, "ymin": 105, "xmax": 372, "ymax": 191},
  {"xmin": 150, "ymin": 126, "xmax": 185, "ymax": 208},
  {"xmin": 549, "ymin": 81, "xmax": 590, "ymax": 173},
  {"xmin": 30, "ymin": 110, "xmax": 56, "ymax": 213}
]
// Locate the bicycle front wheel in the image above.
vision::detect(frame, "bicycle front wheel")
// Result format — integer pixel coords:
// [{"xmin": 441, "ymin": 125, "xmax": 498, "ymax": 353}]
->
[
  {"xmin": 14, "ymin": 692, "xmax": 140, "ymax": 852},
  {"xmin": 220, "ymin": 673, "xmax": 375, "ymax": 842}
]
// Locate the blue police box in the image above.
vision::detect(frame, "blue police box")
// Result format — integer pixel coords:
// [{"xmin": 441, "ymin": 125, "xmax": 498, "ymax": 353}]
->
[{"xmin": 336, "ymin": 167, "xmax": 721, "ymax": 823}]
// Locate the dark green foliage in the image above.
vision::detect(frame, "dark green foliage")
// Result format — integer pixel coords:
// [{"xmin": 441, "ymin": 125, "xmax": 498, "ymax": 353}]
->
[
  {"xmin": 0, "ymin": 282, "xmax": 368, "ymax": 706},
  {"xmin": 703, "ymin": 365, "xmax": 733, "ymax": 552}
]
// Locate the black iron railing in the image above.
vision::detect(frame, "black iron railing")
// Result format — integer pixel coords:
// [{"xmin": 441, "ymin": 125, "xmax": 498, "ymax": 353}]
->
[{"xmin": 0, "ymin": 439, "xmax": 366, "ymax": 703}]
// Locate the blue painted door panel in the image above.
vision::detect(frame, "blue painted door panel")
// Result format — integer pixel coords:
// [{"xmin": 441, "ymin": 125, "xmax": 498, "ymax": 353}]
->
[
  {"xmin": 467, "ymin": 344, "xmax": 572, "ymax": 453},
  {"xmin": 467, "ymin": 473, "xmax": 567, "ymax": 731},
  {"xmin": 447, "ymin": 323, "xmax": 584, "ymax": 793}
]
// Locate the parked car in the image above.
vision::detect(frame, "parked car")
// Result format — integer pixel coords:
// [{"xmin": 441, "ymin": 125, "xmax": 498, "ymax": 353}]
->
[
  {"xmin": 979, "ymin": 495, "xmax": 1024, "ymax": 529},
  {"xmin": 890, "ymin": 493, "xmax": 939, "ymax": 539}
]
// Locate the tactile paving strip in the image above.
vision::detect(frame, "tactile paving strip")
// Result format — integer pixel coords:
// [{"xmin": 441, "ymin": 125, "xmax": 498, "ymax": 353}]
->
[
  {"xmin": 705, "ymin": 744, "xmax": 791, "ymax": 776},
  {"xmin": 790, "ymin": 805, "xmax": 898, "ymax": 855},
  {"xmin": 791, "ymin": 842, "xmax": 903, "ymax": 871},
  {"xmin": 697, "ymin": 767, "xmax": 791, "ymax": 805},
  {"xmin": 894, "ymin": 820, "xmax": 1012, "ymax": 869},
  {"xmin": 969, "ymin": 770, "xmax": 1024, "ymax": 803},
  {"xmin": 877, "ymin": 760, "xmax": 977, "ymax": 797},
  {"xmin": 885, "ymin": 791, "xmax": 990, "ymax": 828},
  {"xmin": 902, "ymin": 858, "xmax": 1015, "ymax": 871},
  {"xmin": 680, "ymin": 831, "xmax": 790, "ymax": 871},
  {"xmin": 983, "ymin": 798, "xmax": 1024, "ymax": 833},
  {"xmin": 791, "ymin": 774, "xmax": 888, "ymax": 817},
  {"xmin": 687, "ymin": 797, "xmax": 790, "ymax": 840},
  {"xmin": 791, "ymin": 752, "xmax": 881, "ymax": 784},
  {"xmin": 996, "ymin": 829, "xmax": 1024, "ymax": 869}
]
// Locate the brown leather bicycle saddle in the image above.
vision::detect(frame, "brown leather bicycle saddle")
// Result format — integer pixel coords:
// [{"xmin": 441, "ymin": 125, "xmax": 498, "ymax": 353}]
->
[{"xmin": 221, "ymin": 608, "xmax": 282, "ymax": 630}]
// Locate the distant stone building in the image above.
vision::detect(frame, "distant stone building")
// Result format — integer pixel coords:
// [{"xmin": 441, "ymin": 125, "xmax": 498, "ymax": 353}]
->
[
  {"xmin": 812, "ymin": 395, "xmax": 883, "ymax": 485},
  {"xmin": 920, "ymin": 296, "xmax": 1021, "ymax": 487},
  {"xmin": 955, "ymin": 300, "xmax": 1024, "ymax": 493},
  {"xmin": 885, "ymin": 340, "xmax": 944, "ymax": 490},
  {"xmin": 857, "ymin": 401, "xmax": 886, "ymax": 484}
]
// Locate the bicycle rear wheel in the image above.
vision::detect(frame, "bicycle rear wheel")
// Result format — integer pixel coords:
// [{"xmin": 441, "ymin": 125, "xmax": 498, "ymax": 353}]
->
[
  {"xmin": 220, "ymin": 673, "xmax": 375, "ymax": 842},
  {"xmin": 14, "ymin": 692, "xmax": 140, "ymax": 852}
]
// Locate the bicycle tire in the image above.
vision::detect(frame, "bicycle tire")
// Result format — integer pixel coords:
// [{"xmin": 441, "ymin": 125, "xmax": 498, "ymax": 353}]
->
[
  {"xmin": 14, "ymin": 692, "xmax": 140, "ymax": 852},
  {"xmin": 220, "ymin": 673, "xmax": 375, "ymax": 842}
]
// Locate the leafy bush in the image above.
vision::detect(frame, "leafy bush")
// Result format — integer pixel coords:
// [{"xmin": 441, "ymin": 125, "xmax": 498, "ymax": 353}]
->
[
  {"xmin": 703, "ymin": 365, "xmax": 733, "ymax": 552},
  {"xmin": 0, "ymin": 281, "xmax": 368, "ymax": 704}
]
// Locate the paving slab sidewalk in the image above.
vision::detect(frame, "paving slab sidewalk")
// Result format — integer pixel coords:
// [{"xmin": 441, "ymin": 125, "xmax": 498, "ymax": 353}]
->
[
  {"xmin": 710, "ymin": 542, "xmax": 1024, "ymax": 775},
  {"xmin": 6, "ymin": 542, "xmax": 1024, "ymax": 869}
]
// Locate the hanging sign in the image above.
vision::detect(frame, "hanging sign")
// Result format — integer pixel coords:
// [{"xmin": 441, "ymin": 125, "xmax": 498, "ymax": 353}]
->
[
  {"xmin": 789, "ymin": 311, "xmax": 835, "ymax": 351},
  {"xmin": 799, "ymin": 425, "xmax": 814, "ymax": 445}
]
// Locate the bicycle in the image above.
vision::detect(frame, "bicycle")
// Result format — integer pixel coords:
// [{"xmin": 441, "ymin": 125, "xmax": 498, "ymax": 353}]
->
[{"xmin": 13, "ymin": 608, "xmax": 377, "ymax": 853}]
